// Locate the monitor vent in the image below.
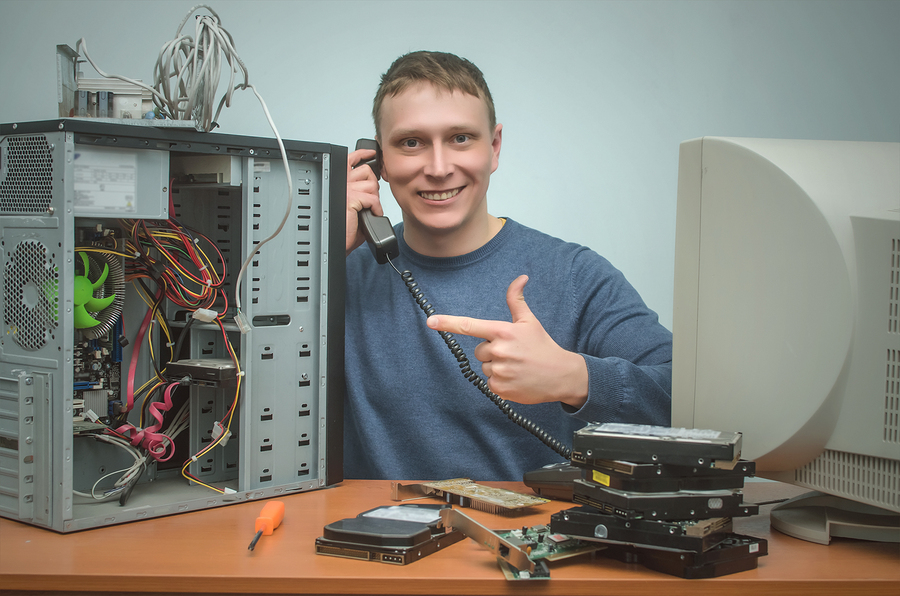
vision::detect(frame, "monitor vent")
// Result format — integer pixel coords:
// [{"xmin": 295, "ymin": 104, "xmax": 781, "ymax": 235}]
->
[
  {"xmin": 891, "ymin": 238, "xmax": 900, "ymax": 333},
  {"xmin": 0, "ymin": 135, "xmax": 54, "ymax": 214},
  {"xmin": 3, "ymin": 240, "xmax": 60, "ymax": 350},
  {"xmin": 793, "ymin": 450, "xmax": 900, "ymax": 513},
  {"xmin": 888, "ymin": 348, "xmax": 900, "ymax": 444}
]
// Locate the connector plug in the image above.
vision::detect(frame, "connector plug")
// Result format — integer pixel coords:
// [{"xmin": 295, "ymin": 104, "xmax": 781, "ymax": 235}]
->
[
  {"xmin": 234, "ymin": 311, "xmax": 251, "ymax": 334},
  {"xmin": 192, "ymin": 308, "xmax": 218, "ymax": 323},
  {"xmin": 212, "ymin": 421, "xmax": 232, "ymax": 446}
]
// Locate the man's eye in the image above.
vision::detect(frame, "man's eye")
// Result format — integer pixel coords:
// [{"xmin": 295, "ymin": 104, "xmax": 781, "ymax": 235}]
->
[
  {"xmin": 402, "ymin": 139, "xmax": 418, "ymax": 148},
  {"xmin": 454, "ymin": 134, "xmax": 469, "ymax": 143}
]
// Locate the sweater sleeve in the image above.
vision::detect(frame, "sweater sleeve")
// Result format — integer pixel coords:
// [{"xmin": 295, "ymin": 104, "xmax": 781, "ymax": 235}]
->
[{"xmin": 561, "ymin": 249, "xmax": 673, "ymax": 426}]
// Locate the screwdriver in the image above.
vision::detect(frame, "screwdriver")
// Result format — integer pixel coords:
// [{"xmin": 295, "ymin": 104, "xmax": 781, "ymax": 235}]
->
[{"xmin": 248, "ymin": 500, "xmax": 285, "ymax": 551}]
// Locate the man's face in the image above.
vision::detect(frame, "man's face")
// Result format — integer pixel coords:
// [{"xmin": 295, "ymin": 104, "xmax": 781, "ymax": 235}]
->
[{"xmin": 377, "ymin": 82, "xmax": 502, "ymax": 253}]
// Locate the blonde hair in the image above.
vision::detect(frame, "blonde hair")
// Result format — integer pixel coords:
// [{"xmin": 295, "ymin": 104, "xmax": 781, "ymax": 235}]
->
[{"xmin": 373, "ymin": 51, "xmax": 496, "ymax": 137}]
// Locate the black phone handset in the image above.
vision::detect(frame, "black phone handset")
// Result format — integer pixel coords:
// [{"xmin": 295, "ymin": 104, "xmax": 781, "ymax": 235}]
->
[
  {"xmin": 354, "ymin": 139, "xmax": 399, "ymax": 264},
  {"xmin": 353, "ymin": 139, "xmax": 571, "ymax": 460}
]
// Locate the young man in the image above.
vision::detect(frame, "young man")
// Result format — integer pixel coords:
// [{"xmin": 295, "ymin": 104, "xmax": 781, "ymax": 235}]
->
[{"xmin": 344, "ymin": 51, "xmax": 671, "ymax": 481}]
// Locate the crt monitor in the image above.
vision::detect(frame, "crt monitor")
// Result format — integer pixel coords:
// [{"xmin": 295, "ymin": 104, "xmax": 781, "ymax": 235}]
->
[{"xmin": 671, "ymin": 136, "xmax": 900, "ymax": 544}]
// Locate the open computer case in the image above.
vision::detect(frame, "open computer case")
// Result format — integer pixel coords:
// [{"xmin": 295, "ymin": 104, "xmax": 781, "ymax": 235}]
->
[{"xmin": 0, "ymin": 119, "xmax": 346, "ymax": 531}]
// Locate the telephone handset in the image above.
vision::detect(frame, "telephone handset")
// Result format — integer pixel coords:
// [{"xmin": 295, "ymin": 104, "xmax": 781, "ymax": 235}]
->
[
  {"xmin": 354, "ymin": 139, "xmax": 399, "ymax": 264},
  {"xmin": 352, "ymin": 139, "xmax": 570, "ymax": 460}
]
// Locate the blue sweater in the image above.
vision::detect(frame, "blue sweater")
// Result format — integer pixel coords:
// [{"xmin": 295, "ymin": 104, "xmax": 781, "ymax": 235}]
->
[{"xmin": 344, "ymin": 219, "xmax": 672, "ymax": 480}]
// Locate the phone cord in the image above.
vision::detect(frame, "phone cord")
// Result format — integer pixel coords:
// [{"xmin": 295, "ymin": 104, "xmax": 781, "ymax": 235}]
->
[{"xmin": 396, "ymin": 268, "xmax": 572, "ymax": 460}]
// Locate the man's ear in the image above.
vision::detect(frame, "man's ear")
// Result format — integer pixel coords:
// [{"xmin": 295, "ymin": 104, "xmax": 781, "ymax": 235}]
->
[
  {"xmin": 374, "ymin": 135, "xmax": 389, "ymax": 183},
  {"xmin": 490, "ymin": 124, "xmax": 503, "ymax": 174}
]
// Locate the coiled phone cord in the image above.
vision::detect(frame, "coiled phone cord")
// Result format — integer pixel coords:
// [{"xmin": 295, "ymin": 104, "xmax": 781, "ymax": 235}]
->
[{"xmin": 387, "ymin": 258, "xmax": 573, "ymax": 460}]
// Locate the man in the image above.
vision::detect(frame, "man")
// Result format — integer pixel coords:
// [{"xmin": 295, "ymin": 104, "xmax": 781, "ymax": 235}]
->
[{"xmin": 344, "ymin": 51, "xmax": 671, "ymax": 481}]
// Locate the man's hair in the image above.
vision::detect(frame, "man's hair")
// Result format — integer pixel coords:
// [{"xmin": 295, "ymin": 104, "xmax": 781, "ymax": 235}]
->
[{"xmin": 372, "ymin": 51, "xmax": 496, "ymax": 137}]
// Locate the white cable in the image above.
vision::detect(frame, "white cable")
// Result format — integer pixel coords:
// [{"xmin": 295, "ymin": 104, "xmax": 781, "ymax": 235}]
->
[
  {"xmin": 73, "ymin": 434, "xmax": 145, "ymax": 501},
  {"xmin": 231, "ymin": 84, "xmax": 292, "ymax": 318},
  {"xmin": 76, "ymin": 4, "xmax": 246, "ymax": 132}
]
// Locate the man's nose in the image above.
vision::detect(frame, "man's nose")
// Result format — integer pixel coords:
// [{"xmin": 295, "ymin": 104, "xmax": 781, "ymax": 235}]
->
[{"xmin": 424, "ymin": 144, "xmax": 451, "ymax": 178}]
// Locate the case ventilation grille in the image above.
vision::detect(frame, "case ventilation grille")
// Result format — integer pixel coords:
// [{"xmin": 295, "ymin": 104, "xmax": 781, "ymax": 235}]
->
[
  {"xmin": 794, "ymin": 450, "xmax": 900, "ymax": 512},
  {"xmin": 3, "ymin": 240, "xmax": 60, "ymax": 350},
  {"xmin": 0, "ymin": 135, "xmax": 53, "ymax": 214},
  {"xmin": 887, "ymin": 237, "xmax": 900, "ymax": 443},
  {"xmin": 891, "ymin": 238, "xmax": 899, "ymax": 334},
  {"xmin": 888, "ymin": 348, "xmax": 900, "ymax": 444}
]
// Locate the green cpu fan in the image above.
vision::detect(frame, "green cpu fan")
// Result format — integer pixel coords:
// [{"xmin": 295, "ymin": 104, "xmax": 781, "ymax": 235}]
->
[{"xmin": 73, "ymin": 252, "xmax": 117, "ymax": 329}]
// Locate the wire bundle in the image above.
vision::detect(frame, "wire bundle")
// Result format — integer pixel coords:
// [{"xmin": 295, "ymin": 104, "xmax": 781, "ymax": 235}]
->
[
  {"xmin": 122, "ymin": 218, "xmax": 227, "ymax": 315},
  {"xmin": 77, "ymin": 5, "xmax": 247, "ymax": 132},
  {"xmin": 115, "ymin": 381, "xmax": 180, "ymax": 462},
  {"xmin": 151, "ymin": 4, "xmax": 249, "ymax": 131},
  {"xmin": 76, "ymin": 217, "xmax": 240, "ymax": 498}
]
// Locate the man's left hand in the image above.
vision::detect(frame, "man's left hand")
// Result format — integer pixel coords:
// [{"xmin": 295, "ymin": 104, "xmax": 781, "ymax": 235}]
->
[{"xmin": 426, "ymin": 275, "xmax": 588, "ymax": 409}]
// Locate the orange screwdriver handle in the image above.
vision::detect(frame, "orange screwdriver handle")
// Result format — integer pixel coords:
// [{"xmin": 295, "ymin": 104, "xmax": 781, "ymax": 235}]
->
[{"xmin": 254, "ymin": 500, "xmax": 285, "ymax": 536}]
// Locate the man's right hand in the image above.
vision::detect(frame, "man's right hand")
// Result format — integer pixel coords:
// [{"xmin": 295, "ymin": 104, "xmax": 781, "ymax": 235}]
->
[{"xmin": 346, "ymin": 148, "xmax": 382, "ymax": 255}]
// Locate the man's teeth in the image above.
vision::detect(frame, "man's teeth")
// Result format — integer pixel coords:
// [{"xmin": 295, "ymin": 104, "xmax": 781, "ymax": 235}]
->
[{"xmin": 420, "ymin": 188, "xmax": 460, "ymax": 201}]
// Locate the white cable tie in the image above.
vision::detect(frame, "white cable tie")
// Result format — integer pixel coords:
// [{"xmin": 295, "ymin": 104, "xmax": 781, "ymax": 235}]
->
[
  {"xmin": 194, "ymin": 238, "xmax": 200, "ymax": 245},
  {"xmin": 191, "ymin": 455, "xmax": 199, "ymax": 463},
  {"xmin": 206, "ymin": 279, "xmax": 212, "ymax": 287},
  {"xmin": 199, "ymin": 265, "xmax": 208, "ymax": 272},
  {"xmin": 236, "ymin": 371, "xmax": 245, "ymax": 377},
  {"xmin": 166, "ymin": 342, "xmax": 175, "ymax": 348}
]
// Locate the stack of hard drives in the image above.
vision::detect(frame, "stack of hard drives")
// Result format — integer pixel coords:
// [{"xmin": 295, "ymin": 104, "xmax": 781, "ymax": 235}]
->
[{"xmin": 550, "ymin": 423, "xmax": 766, "ymax": 579}]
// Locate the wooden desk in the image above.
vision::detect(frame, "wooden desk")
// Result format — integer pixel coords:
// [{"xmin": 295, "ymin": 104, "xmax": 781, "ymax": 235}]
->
[{"xmin": 1, "ymin": 480, "xmax": 897, "ymax": 595}]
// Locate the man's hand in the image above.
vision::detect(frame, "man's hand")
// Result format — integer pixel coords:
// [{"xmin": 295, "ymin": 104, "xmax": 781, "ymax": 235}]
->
[
  {"xmin": 346, "ymin": 148, "xmax": 382, "ymax": 255},
  {"xmin": 426, "ymin": 275, "xmax": 588, "ymax": 409}
]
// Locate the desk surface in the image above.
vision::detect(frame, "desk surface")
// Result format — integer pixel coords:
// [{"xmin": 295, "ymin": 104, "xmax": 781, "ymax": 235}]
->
[{"xmin": 1, "ymin": 480, "xmax": 897, "ymax": 596}]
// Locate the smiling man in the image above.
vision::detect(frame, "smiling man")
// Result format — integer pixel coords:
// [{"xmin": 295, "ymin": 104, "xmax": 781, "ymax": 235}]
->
[{"xmin": 342, "ymin": 51, "xmax": 672, "ymax": 481}]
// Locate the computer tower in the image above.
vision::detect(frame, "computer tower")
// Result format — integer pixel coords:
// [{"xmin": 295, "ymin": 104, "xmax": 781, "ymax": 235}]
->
[{"xmin": 0, "ymin": 119, "xmax": 345, "ymax": 531}]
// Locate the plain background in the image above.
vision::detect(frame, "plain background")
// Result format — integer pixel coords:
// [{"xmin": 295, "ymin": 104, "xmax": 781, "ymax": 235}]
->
[{"xmin": 1, "ymin": 0, "xmax": 898, "ymax": 329}]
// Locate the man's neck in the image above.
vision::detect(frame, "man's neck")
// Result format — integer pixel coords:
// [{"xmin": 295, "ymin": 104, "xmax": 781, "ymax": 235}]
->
[{"xmin": 403, "ymin": 214, "xmax": 505, "ymax": 258}]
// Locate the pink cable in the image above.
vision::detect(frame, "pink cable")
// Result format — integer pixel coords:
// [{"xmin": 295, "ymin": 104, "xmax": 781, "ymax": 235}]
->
[{"xmin": 115, "ymin": 383, "xmax": 178, "ymax": 461}]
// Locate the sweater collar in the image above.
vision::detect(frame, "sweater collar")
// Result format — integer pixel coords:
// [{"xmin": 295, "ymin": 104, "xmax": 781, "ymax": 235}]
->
[{"xmin": 397, "ymin": 218, "xmax": 517, "ymax": 270}]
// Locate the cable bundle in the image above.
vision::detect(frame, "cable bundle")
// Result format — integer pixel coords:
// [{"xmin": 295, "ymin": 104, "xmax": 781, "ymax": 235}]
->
[
  {"xmin": 122, "ymin": 218, "xmax": 227, "ymax": 315},
  {"xmin": 152, "ymin": 4, "xmax": 248, "ymax": 131},
  {"xmin": 77, "ymin": 4, "xmax": 250, "ymax": 132}
]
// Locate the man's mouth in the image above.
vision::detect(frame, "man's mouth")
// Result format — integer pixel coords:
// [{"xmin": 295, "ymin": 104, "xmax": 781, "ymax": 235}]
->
[{"xmin": 419, "ymin": 187, "xmax": 462, "ymax": 201}]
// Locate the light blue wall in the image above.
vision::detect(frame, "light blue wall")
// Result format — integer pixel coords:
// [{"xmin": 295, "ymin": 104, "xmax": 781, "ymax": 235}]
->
[{"xmin": 2, "ymin": 0, "xmax": 898, "ymax": 328}]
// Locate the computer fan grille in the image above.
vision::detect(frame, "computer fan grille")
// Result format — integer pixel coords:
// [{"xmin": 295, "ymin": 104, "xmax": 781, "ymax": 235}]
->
[
  {"xmin": 3, "ymin": 240, "xmax": 60, "ymax": 350},
  {"xmin": 0, "ymin": 135, "xmax": 54, "ymax": 214}
]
